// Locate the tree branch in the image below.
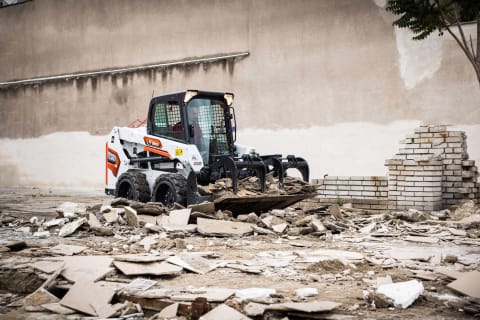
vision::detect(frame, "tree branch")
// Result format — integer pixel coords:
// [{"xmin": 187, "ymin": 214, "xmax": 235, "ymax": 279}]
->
[
  {"xmin": 434, "ymin": 0, "xmax": 476, "ymax": 64},
  {"xmin": 477, "ymin": 12, "xmax": 480, "ymax": 64},
  {"xmin": 470, "ymin": 35, "xmax": 476, "ymax": 60}
]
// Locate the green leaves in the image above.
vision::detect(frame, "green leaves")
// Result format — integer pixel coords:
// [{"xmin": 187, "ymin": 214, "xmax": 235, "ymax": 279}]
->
[{"xmin": 386, "ymin": 0, "xmax": 479, "ymax": 40}]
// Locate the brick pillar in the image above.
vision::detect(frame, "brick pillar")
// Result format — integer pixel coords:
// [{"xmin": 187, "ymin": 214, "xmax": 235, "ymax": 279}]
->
[{"xmin": 385, "ymin": 124, "xmax": 480, "ymax": 211}]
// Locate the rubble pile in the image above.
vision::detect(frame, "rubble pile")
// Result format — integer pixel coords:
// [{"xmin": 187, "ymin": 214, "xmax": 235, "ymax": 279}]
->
[
  {"xmin": 199, "ymin": 174, "xmax": 317, "ymax": 198},
  {"xmin": 0, "ymin": 188, "xmax": 479, "ymax": 319}
]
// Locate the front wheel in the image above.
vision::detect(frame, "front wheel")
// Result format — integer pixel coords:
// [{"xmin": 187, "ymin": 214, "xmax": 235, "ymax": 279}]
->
[
  {"xmin": 115, "ymin": 171, "xmax": 151, "ymax": 202},
  {"xmin": 152, "ymin": 173, "xmax": 187, "ymax": 208}
]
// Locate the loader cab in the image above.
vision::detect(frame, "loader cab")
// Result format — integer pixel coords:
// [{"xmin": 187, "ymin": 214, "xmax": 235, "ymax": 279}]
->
[{"xmin": 147, "ymin": 90, "xmax": 236, "ymax": 164}]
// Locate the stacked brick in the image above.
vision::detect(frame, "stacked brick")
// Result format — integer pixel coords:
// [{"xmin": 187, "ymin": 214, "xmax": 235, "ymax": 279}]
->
[
  {"xmin": 305, "ymin": 176, "xmax": 389, "ymax": 212},
  {"xmin": 385, "ymin": 124, "xmax": 479, "ymax": 211},
  {"xmin": 313, "ymin": 176, "xmax": 388, "ymax": 199}
]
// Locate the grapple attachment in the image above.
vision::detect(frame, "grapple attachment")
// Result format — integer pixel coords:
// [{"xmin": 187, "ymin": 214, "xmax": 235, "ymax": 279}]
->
[
  {"xmin": 210, "ymin": 154, "xmax": 310, "ymax": 193},
  {"xmin": 262, "ymin": 155, "xmax": 310, "ymax": 188}
]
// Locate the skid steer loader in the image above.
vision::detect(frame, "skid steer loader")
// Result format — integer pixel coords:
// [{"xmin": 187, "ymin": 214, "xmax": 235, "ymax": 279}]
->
[{"xmin": 105, "ymin": 90, "xmax": 311, "ymax": 214}]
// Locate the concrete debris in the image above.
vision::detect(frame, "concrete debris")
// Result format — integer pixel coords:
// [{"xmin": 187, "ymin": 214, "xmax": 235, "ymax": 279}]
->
[
  {"xmin": 447, "ymin": 271, "xmax": 480, "ymax": 299},
  {"xmin": 156, "ymin": 302, "xmax": 179, "ymax": 318},
  {"xmin": 197, "ymin": 217, "xmax": 253, "ymax": 237},
  {"xmin": 113, "ymin": 260, "xmax": 183, "ymax": 276},
  {"xmin": 167, "ymin": 253, "xmax": 218, "ymax": 274},
  {"xmin": 267, "ymin": 301, "xmax": 341, "ymax": 313},
  {"xmin": 24, "ymin": 288, "xmax": 59, "ymax": 309},
  {"xmin": 170, "ymin": 288, "xmax": 235, "ymax": 302},
  {"xmin": 124, "ymin": 206, "xmax": 139, "ymax": 227},
  {"xmin": 124, "ymin": 278, "xmax": 157, "ymax": 292},
  {"xmin": 51, "ymin": 255, "xmax": 114, "ymax": 283},
  {"xmin": 57, "ymin": 202, "xmax": 86, "ymax": 218},
  {"xmin": 376, "ymin": 280, "xmax": 424, "ymax": 309},
  {"xmin": 244, "ymin": 302, "xmax": 268, "ymax": 317},
  {"xmin": 295, "ymin": 287, "xmax": 319, "ymax": 299},
  {"xmin": 166, "ymin": 208, "xmax": 191, "ymax": 225},
  {"xmin": 59, "ymin": 280, "xmax": 115, "ymax": 316},
  {"xmin": 43, "ymin": 218, "xmax": 68, "ymax": 228},
  {"xmin": 199, "ymin": 303, "xmax": 252, "ymax": 320},
  {"xmin": 33, "ymin": 231, "xmax": 50, "ymax": 238},
  {"xmin": 188, "ymin": 201, "xmax": 216, "ymax": 214},
  {"xmin": 50, "ymin": 244, "xmax": 87, "ymax": 256},
  {"xmin": 103, "ymin": 208, "xmax": 120, "ymax": 224},
  {"xmin": 2, "ymin": 186, "xmax": 480, "ymax": 319},
  {"xmin": 235, "ymin": 288, "xmax": 276, "ymax": 301},
  {"xmin": 452, "ymin": 200, "xmax": 478, "ymax": 220},
  {"xmin": 58, "ymin": 218, "xmax": 86, "ymax": 237},
  {"xmin": 40, "ymin": 302, "xmax": 76, "ymax": 315}
]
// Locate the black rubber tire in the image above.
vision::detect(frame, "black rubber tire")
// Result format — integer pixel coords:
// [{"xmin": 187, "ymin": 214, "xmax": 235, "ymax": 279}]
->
[
  {"xmin": 152, "ymin": 173, "xmax": 187, "ymax": 208},
  {"xmin": 115, "ymin": 171, "xmax": 151, "ymax": 202}
]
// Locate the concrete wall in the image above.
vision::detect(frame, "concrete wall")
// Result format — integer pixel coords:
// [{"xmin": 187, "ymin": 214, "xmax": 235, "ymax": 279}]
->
[{"xmin": 0, "ymin": 0, "xmax": 478, "ymax": 188}]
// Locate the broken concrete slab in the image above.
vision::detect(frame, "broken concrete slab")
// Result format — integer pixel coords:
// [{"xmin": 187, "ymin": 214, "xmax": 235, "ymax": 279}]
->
[
  {"xmin": 113, "ymin": 261, "xmax": 182, "ymax": 276},
  {"xmin": 58, "ymin": 218, "xmax": 86, "ymax": 237},
  {"xmin": 389, "ymin": 249, "xmax": 432, "ymax": 262},
  {"xmin": 310, "ymin": 218, "xmax": 327, "ymax": 233},
  {"xmin": 32, "ymin": 260, "xmax": 65, "ymax": 274},
  {"xmin": 225, "ymin": 263, "xmax": 263, "ymax": 274},
  {"xmin": 137, "ymin": 214, "xmax": 158, "ymax": 225},
  {"xmin": 47, "ymin": 256, "xmax": 114, "ymax": 283},
  {"xmin": 90, "ymin": 225, "xmax": 114, "ymax": 236},
  {"xmin": 197, "ymin": 218, "xmax": 253, "ymax": 237},
  {"xmin": 404, "ymin": 236, "xmax": 439, "ymax": 244},
  {"xmin": 244, "ymin": 302, "xmax": 267, "ymax": 317},
  {"xmin": 41, "ymin": 302, "xmax": 76, "ymax": 315},
  {"xmin": 359, "ymin": 222, "xmax": 376, "ymax": 234},
  {"xmin": 24, "ymin": 288, "xmax": 59, "ymax": 309},
  {"xmin": 296, "ymin": 249, "xmax": 364, "ymax": 263},
  {"xmin": 166, "ymin": 208, "xmax": 191, "ymax": 225},
  {"xmin": 123, "ymin": 278, "xmax": 157, "ymax": 292},
  {"xmin": 124, "ymin": 206, "xmax": 139, "ymax": 227},
  {"xmin": 251, "ymin": 225, "xmax": 275, "ymax": 235},
  {"xmin": 295, "ymin": 287, "xmax": 319, "ymax": 299},
  {"xmin": 57, "ymin": 202, "xmax": 86, "ymax": 218},
  {"xmin": 376, "ymin": 280, "xmax": 424, "ymax": 309},
  {"xmin": 267, "ymin": 301, "xmax": 341, "ymax": 313},
  {"xmin": 113, "ymin": 254, "xmax": 167, "ymax": 263},
  {"xmin": 59, "ymin": 280, "xmax": 115, "ymax": 316},
  {"xmin": 447, "ymin": 271, "xmax": 480, "ymax": 299},
  {"xmin": 50, "ymin": 244, "xmax": 87, "ymax": 256},
  {"xmin": 170, "ymin": 288, "xmax": 235, "ymax": 302},
  {"xmin": 272, "ymin": 223, "xmax": 288, "ymax": 233},
  {"xmin": 43, "ymin": 218, "xmax": 69, "ymax": 229},
  {"xmin": 103, "ymin": 208, "xmax": 121, "ymax": 224},
  {"xmin": 235, "ymin": 288, "xmax": 276, "ymax": 302},
  {"xmin": 188, "ymin": 202, "xmax": 215, "ymax": 214},
  {"xmin": 435, "ymin": 266, "xmax": 464, "ymax": 280},
  {"xmin": 447, "ymin": 227, "xmax": 467, "ymax": 237},
  {"xmin": 87, "ymin": 213, "xmax": 102, "ymax": 228},
  {"xmin": 199, "ymin": 304, "xmax": 252, "ymax": 320},
  {"xmin": 138, "ymin": 235, "xmax": 158, "ymax": 251},
  {"xmin": 156, "ymin": 302, "xmax": 178, "ymax": 318},
  {"xmin": 167, "ymin": 253, "xmax": 218, "ymax": 274}
]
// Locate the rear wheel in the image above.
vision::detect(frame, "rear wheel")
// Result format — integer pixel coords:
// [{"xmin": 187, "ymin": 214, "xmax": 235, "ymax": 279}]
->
[
  {"xmin": 152, "ymin": 173, "xmax": 187, "ymax": 208},
  {"xmin": 115, "ymin": 171, "xmax": 150, "ymax": 202}
]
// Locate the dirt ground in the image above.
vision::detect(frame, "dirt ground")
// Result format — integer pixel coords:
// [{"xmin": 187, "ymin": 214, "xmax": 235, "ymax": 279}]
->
[{"xmin": 0, "ymin": 187, "xmax": 478, "ymax": 319}]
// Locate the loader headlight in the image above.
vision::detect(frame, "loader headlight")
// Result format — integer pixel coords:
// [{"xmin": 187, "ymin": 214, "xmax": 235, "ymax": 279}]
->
[
  {"xmin": 224, "ymin": 93, "xmax": 234, "ymax": 106},
  {"xmin": 184, "ymin": 90, "xmax": 199, "ymax": 103},
  {"xmin": 107, "ymin": 152, "xmax": 117, "ymax": 164}
]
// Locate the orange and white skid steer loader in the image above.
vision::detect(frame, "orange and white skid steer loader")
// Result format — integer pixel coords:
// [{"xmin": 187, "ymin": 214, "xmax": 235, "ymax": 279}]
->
[{"xmin": 105, "ymin": 90, "xmax": 311, "ymax": 214}]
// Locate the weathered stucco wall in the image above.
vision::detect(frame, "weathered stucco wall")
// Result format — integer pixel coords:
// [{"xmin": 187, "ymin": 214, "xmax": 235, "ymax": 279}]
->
[{"xmin": 0, "ymin": 0, "xmax": 478, "ymax": 187}]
